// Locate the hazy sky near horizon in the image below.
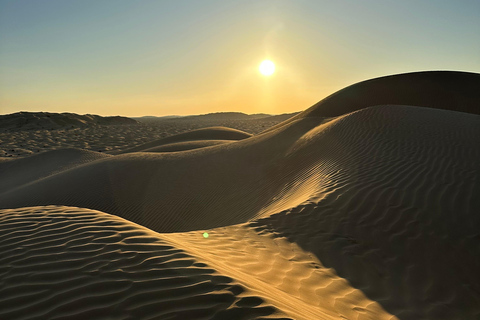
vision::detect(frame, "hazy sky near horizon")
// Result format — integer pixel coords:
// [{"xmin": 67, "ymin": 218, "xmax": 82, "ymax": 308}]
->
[{"xmin": 1, "ymin": 0, "xmax": 479, "ymax": 116}]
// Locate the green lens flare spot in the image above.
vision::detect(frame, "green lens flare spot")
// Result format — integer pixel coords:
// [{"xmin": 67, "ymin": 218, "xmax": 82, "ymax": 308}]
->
[{"xmin": 203, "ymin": 232, "xmax": 209, "ymax": 238}]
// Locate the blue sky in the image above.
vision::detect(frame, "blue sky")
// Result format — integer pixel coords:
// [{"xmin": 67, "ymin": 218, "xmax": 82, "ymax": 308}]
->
[{"xmin": 1, "ymin": 0, "xmax": 479, "ymax": 116}]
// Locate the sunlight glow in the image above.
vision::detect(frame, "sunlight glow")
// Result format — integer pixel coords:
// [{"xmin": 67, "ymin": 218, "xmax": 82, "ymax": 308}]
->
[{"xmin": 259, "ymin": 60, "xmax": 275, "ymax": 76}]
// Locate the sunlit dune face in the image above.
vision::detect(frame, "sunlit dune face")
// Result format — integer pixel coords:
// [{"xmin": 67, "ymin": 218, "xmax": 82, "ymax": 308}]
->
[{"xmin": 259, "ymin": 60, "xmax": 275, "ymax": 76}]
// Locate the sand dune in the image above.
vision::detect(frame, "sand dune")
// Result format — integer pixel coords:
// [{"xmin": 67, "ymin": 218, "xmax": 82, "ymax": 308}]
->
[
  {"xmin": 1, "ymin": 71, "xmax": 479, "ymax": 319},
  {"xmin": 266, "ymin": 70, "xmax": 480, "ymax": 132},
  {"xmin": 0, "ymin": 111, "xmax": 138, "ymax": 131},
  {"xmin": 118, "ymin": 126, "xmax": 252, "ymax": 154},
  {"xmin": 175, "ymin": 112, "xmax": 270, "ymax": 121}
]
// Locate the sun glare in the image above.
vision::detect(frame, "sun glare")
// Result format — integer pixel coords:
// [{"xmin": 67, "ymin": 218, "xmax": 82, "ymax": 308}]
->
[{"xmin": 259, "ymin": 60, "xmax": 275, "ymax": 76}]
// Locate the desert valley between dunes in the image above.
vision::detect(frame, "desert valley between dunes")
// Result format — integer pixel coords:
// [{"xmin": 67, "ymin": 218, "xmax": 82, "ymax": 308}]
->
[{"xmin": 0, "ymin": 71, "xmax": 479, "ymax": 320}]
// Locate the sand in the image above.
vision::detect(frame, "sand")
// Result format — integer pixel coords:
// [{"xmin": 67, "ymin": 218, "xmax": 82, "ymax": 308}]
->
[
  {"xmin": 266, "ymin": 70, "xmax": 480, "ymax": 133},
  {"xmin": 0, "ymin": 71, "xmax": 479, "ymax": 319},
  {"xmin": 117, "ymin": 126, "xmax": 252, "ymax": 154},
  {"xmin": 0, "ymin": 206, "xmax": 292, "ymax": 320},
  {"xmin": 0, "ymin": 119, "xmax": 281, "ymax": 158}
]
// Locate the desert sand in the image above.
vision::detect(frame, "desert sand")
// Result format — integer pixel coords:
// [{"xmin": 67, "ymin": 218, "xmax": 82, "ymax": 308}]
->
[
  {"xmin": 0, "ymin": 113, "xmax": 285, "ymax": 158},
  {"xmin": 0, "ymin": 71, "xmax": 479, "ymax": 319}
]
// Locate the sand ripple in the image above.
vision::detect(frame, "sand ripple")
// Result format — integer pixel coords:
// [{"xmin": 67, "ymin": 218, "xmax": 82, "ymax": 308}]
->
[{"xmin": 0, "ymin": 206, "xmax": 291, "ymax": 320}]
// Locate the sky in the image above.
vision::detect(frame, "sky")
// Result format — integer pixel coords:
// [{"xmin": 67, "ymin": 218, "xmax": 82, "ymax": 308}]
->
[{"xmin": 1, "ymin": 0, "xmax": 479, "ymax": 116}]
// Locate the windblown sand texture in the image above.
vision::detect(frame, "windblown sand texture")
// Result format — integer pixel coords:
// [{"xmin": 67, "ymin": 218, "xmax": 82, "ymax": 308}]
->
[{"xmin": 1, "ymin": 71, "xmax": 479, "ymax": 319}]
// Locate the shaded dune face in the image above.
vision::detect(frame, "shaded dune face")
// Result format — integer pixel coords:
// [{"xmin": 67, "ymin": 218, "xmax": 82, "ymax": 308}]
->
[
  {"xmin": 0, "ymin": 148, "xmax": 110, "ymax": 195},
  {"xmin": 306, "ymin": 71, "xmax": 480, "ymax": 117},
  {"xmin": 0, "ymin": 206, "xmax": 290, "ymax": 320}
]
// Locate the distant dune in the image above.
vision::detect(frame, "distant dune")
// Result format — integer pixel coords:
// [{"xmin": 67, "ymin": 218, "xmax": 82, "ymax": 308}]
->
[
  {"xmin": 117, "ymin": 126, "xmax": 252, "ymax": 153},
  {"xmin": 134, "ymin": 112, "xmax": 300, "ymax": 124},
  {"xmin": 258, "ymin": 112, "xmax": 300, "ymax": 122},
  {"xmin": 0, "ymin": 114, "xmax": 289, "ymax": 158},
  {"xmin": 0, "ymin": 111, "xmax": 139, "ymax": 131},
  {"xmin": 176, "ymin": 112, "xmax": 271, "ymax": 121},
  {"xmin": 133, "ymin": 112, "xmax": 274, "ymax": 124},
  {"xmin": 132, "ymin": 115, "xmax": 183, "ymax": 120},
  {"xmin": 1, "ymin": 71, "xmax": 479, "ymax": 319}
]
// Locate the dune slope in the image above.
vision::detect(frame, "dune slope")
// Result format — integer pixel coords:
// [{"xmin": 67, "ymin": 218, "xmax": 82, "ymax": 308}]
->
[{"xmin": 0, "ymin": 148, "xmax": 110, "ymax": 194}]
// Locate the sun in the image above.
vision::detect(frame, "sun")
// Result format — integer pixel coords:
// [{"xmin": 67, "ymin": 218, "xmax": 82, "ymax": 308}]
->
[{"xmin": 259, "ymin": 60, "xmax": 275, "ymax": 76}]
